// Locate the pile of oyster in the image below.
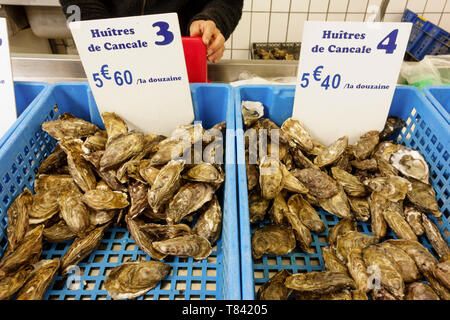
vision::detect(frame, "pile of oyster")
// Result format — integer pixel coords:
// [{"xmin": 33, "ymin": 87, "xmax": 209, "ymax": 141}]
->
[
  {"xmin": 0, "ymin": 112, "xmax": 225, "ymax": 300},
  {"xmin": 242, "ymin": 101, "xmax": 449, "ymax": 300}
]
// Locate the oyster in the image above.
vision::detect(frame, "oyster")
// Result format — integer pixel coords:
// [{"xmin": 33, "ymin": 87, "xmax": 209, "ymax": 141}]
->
[
  {"xmin": 246, "ymin": 163, "xmax": 259, "ymax": 191},
  {"xmin": 58, "ymin": 190, "xmax": 91, "ymax": 236},
  {"xmin": 352, "ymin": 130, "xmax": 379, "ymax": 160},
  {"xmin": 322, "ymin": 247, "xmax": 349, "ymax": 275},
  {"xmin": 251, "ymin": 225, "xmax": 296, "ymax": 259},
  {"xmin": 90, "ymin": 210, "xmax": 117, "ymax": 226},
  {"xmin": 29, "ymin": 190, "xmax": 59, "ymax": 224},
  {"xmin": 369, "ymin": 192, "xmax": 388, "ymax": 239},
  {"xmin": 153, "ymin": 234, "xmax": 212, "ymax": 260},
  {"xmin": 16, "ymin": 259, "xmax": 60, "ymax": 300},
  {"xmin": 403, "ymin": 206, "xmax": 424, "ymax": 236},
  {"xmin": 100, "ymin": 132, "xmax": 145, "ymax": 171},
  {"xmin": 105, "ymin": 261, "xmax": 170, "ymax": 300},
  {"xmin": 379, "ymin": 242, "xmax": 420, "ymax": 283},
  {"xmin": 102, "ymin": 112, "xmax": 128, "ymax": 145},
  {"xmin": 268, "ymin": 192, "xmax": 288, "ymax": 225},
  {"xmin": 362, "ymin": 245, "xmax": 405, "ymax": 299},
  {"xmin": 6, "ymin": 189, "xmax": 32, "ymax": 251},
  {"xmin": 348, "ymin": 196, "xmax": 370, "ymax": 222},
  {"xmin": 421, "ymin": 214, "xmax": 450, "ymax": 259},
  {"xmin": 96, "ymin": 180, "xmax": 112, "ymax": 191},
  {"xmin": 314, "ymin": 136, "xmax": 348, "ymax": 167},
  {"xmin": 39, "ymin": 144, "xmax": 67, "ymax": 174},
  {"xmin": 293, "ymin": 168, "xmax": 338, "ymax": 199},
  {"xmin": 257, "ymin": 269, "xmax": 292, "ymax": 300},
  {"xmin": 319, "ymin": 185, "xmax": 352, "ymax": 219},
  {"xmin": 82, "ymin": 190, "xmax": 129, "ymax": 211},
  {"xmin": 149, "ymin": 138, "xmax": 190, "ymax": 167},
  {"xmin": 60, "ymin": 224, "xmax": 109, "ymax": 275},
  {"xmin": 364, "ymin": 176, "xmax": 411, "ymax": 202},
  {"xmin": 281, "ymin": 165, "xmax": 308, "ymax": 194},
  {"xmin": 42, "ymin": 113, "xmax": 99, "ymax": 140},
  {"xmin": 34, "ymin": 174, "xmax": 78, "ymax": 194},
  {"xmin": 281, "ymin": 118, "xmax": 313, "ymax": 152},
  {"xmin": 67, "ymin": 153, "xmax": 97, "ymax": 193},
  {"xmin": 183, "ymin": 163, "xmax": 224, "ymax": 184},
  {"xmin": 385, "ymin": 239, "xmax": 438, "ymax": 274},
  {"xmin": 347, "ymin": 248, "xmax": 369, "ymax": 293},
  {"xmin": 287, "ymin": 194, "xmax": 325, "ymax": 233},
  {"xmin": 127, "ymin": 181, "xmax": 149, "ymax": 219},
  {"xmin": 242, "ymin": 101, "xmax": 264, "ymax": 127},
  {"xmin": 373, "ymin": 141, "xmax": 402, "ymax": 162},
  {"xmin": 334, "ymin": 153, "xmax": 351, "ymax": 172},
  {"xmin": 140, "ymin": 223, "xmax": 192, "ymax": 241},
  {"xmin": 82, "ymin": 131, "xmax": 107, "ymax": 153},
  {"xmin": 372, "ymin": 287, "xmax": 397, "ymax": 300},
  {"xmin": 432, "ymin": 260, "xmax": 450, "ymax": 290},
  {"xmin": 327, "ymin": 218, "xmax": 356, "ymax": 248},
  {"xmin": 98, "ymin": 169, "xmax": 126, "ymax": 192},
  {"xmin": 82, "ymin": 150, "xmax": 103, "ymax": 169},
  {"xmin": 352, "ymin": 290, "xmax": 369, "ymax": 300},
  {"xmin": 294, "ymin": 290, "xmax": 353, "ymax": 300},
  {"xmin": 379, "ymin": 116, "xmax": 406, "ymax": 141},
  {"xmin": 350, "ymin": 158, "xmax": 378, "ymax": 171},
  {"xmin": 116, "ymin": 160, "xmax": 143, "ymax": 184},
  {"xmin": 248, "ymin": 189, "xmax": 270, "ymax": 223},
  {"xmin": 193, "ymin": 196, "xmax": 222, "ymax": 244},
  {"xmin": 166, "ymin": 183, "xmax": 214, "ymax": 225},
  {"xmin": 406, "ymin": 180, "xmax": 441, "ymax": 217},
  {"xmin": 331, "ymin": 167, "xmax": 367, "ymax": 197},
  {"xmin": 139, "ymin": 160, "xmax": 160, "ymax": 186},
  {"xmin": 148, "ymin": 159, "xmax": 184, "ymax": 213},
  {"xmin": 0, "ymin": 225, "xmax": 44, "ymax": 278},
  {"xmin": 291, "ymin": 148, "xmax": 318, "ymax": 170},
  {"xmin": 126, "ymin": 217, "xmax": 166, "ymax": 260},
  {"xmin": 377, "ymin": 158, "xmax": 399, "ymax": 177},
  {"xmin": 252, "ymin": 118, "xmax": 291, "ymax": 146},
  {"xmin": 405, "ymin": 282, "xmax": 440, "ymax": 300},
  {"xmin": 43, "ymin": 220, "xmax": 76, "ymax": 242},
  {"xmin": 284, "ymin": 204, "xmax": 313, "ymax": 253},
  {"xmin": 335, "ymin": 231, "xmax": 379, "ymax": 262},
  {"xmin": 423, "ymin": 270, "xmax": 450, "ymax": 300},
  {"xmin": 284, "ymin": 271, "xmax": 355, "ymax": 294},
  {"xmin": 259, "ymin": 156, "xmax": 283, "ymax": 200},
  {"xmin": 0, "ymin": 266, "xmax": 32, "ymax": 300},
  {"xmin": 390, "ymin": 148, "xmax": 429, "ymax": 184},
  {"xmin": 382, "ymin": 202, "xmax": 418, "ymax": 241}
]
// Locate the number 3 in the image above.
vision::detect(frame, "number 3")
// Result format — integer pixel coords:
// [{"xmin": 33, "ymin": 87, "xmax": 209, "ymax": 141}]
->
[{"xmin": 153, "ymin": 21, "xmax": 174, "ymax": 46}]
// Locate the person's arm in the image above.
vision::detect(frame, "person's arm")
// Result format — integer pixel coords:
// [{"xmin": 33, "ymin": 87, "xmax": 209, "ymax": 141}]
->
[{"xmin": 59, "ymin": 0, "xmax": 111, "ymax": 20}]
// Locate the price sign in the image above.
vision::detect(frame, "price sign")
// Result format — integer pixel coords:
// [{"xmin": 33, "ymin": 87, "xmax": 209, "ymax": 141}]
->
[
  {"xmin": 0, "ymin": 18, "xmax": 17, "ymax": 138},
  {"xmin": 69, "ymin": 14, "xmax": 194, "ymax": 136},
  {"xmin": 293, "ymin": 22, "xmax": 412, "ymax": 145}
]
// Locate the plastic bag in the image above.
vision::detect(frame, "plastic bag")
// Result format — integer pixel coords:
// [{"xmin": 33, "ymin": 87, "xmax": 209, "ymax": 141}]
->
[{"xmin": 400, "ymin": 55, "xmax": 450, "ymax": 89}]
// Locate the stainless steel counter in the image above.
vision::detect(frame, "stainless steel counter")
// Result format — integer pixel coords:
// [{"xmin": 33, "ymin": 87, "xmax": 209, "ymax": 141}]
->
[{"xmin": 11, "ymin": 53, "xmax": 299, "ymax": 83}]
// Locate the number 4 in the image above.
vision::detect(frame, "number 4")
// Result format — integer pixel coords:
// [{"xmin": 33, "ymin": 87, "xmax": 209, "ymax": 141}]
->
[{"xmin": 377, "ymin": 29, "xmax": 398, "ymax": 54}]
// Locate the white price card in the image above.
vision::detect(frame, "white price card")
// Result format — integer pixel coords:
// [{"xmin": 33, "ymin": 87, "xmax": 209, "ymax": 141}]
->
[
  {"xmin": 70, "ymin": 13, "xmax": 194, "ymax": 136},
  {"xmin": 0, "ymin": 17, "xmax": 17, "ymax": 138},
  {"xmin": 293, "ymin": 22, "xmax": 412, "ymax": 145}
]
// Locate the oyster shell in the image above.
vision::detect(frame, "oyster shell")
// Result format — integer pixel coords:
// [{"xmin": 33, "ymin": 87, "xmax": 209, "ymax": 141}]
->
[
  {"xmin": 39, "ymin": 144, "xmax": 67, "ymax": 174},
  {"xmin": 246, "ymin": 163, "xmax": 259, "ymax": 191},
  {"xmin": 43, "ymin": 220, "xmax": 76, "ymax": 242},
  {"xmin": 268, "ymin": 192, "xmax": 288, "ymax": 225},
  {"xmin": 284, "ymin": 271, "xmax": 355, "ymax": 294},
  {"xmin": 379, "ymin": 242, "xmax": 420, "ymax": 283},
  {"xmin": 96, "ymin": 180, "xmax": 112, "ymax": 191},
  {"xmin": 16, "ymin": 259, "xmax": 60, "ymax": 300},
  {"xmin": 421, "ymin": 214, "xmax": 450, "ymax": 259},
  {"xmin": 102, "ymin": 112, "xmax": 128, "ymax": 145},
  {"xmin": 403, "ymin": 206, "xmax": 424, "ymax": 236},
  {"xmin": 82, "ymin": 190, "xmax": 129, "ymax": 211},
  {"xmin": 152, "ymin": 234, "xmax": 212, "ymax": 260},
  {"xmin": 29, "ymin": 190, "xmax": 59, "ymax": 224},
  {"xmin": 390, "ymin": 148, "xmax": 429, "ymax": 184},
  {"xmin": 105, "ymin": 261, "xmax": 170, "ymax": 300},
  {"xmin": 369, "ymin": 192, "xmax": 388, "ymax": 239},
  {"xmin": 405, "ymin": 282, "xmax": 440, "ymax": 300},
  {"xmin": 0, "ymin": 266, "xmax": 32, "ymax": 300},
  {"xmin": 362, "ymin": 245, "xmax": 405, "ymax": 299},
  {"xmin": 127, "ymin": 180, "xmax": 149, "ymax": 219},
  {"xmin": 352, "ymin": 130, "xmax": 379, "ymax": 160},
  {"xmin": 193, "ymin": 196, "xmax": 222, "ymax": 244},
  {"xmin": 148, "ymin": 159, "xmax": 185, "ymax": 213},
  {"xmin": 364, "ymin": 176, "xmax": 411, "ymax": 202},
  {"xmin": 287, "ymin": 194, "xmax": 325, "ymax": 233},
  {"xmin": 331, "ymin": 167, "xmax": 367, "ymax": 197},
  {"xmin": 100, "ymin": 132, "xmax": 145, "ymax": 171},
  {"xmin": 281, "ymin": 165, "xmax": 308, "ymax": 194},
  {"xmin": 82, "ymin": 131, "xmax": 107, "ymax": 153},
  {"xmin": 432, "ymin": 260, "xmax": 450, "ymax": 290},
  {"xmin": 422, "ymin": 270, "xmax": 450, "ymax": 300},
  {"xmin": 377, "ymin": 158, "xmax": 399, "ymax": 177},
  {"xmin": 6, "ymin": 189, "xmax": 31, "ymax": 251},
  {"xmin": 126, "ymin": 217, "xmax": 166, "ymax": 260},
  {"xmin": 347, "ymin": 248, "xmax": 369, "ymax": 293},
  {"xmin": 327, "ymin": 218, "xmax": 357, "ymax": 248},
  {"xmin": 322, "ymin": 246, "xmax": 349, "ymax": 275},
  {"xmin": 351, "ymin": 290, "xmax": 369, "ymax": 300},
  {"xmin": 139, "ymin": 160, "xmax": 160, "ymax": 186},
  {"xmin": 58, "ymin": 190, "xmax": 91, "ymax": 236},
  {"xmin": 314, "ymin": 136, "xmax": 348, "ymax": 167},
  {"xmin": 290, "ymin": 148, "xmax": 318, "ymax": 170},
  {"xmin": 42, "ymin": 113, "xmax": 99, "ymax": 140},
  {"xmin": 281, "ymin": 118, "xmax": 313, "ymax": 152},
  {"xmin": 293, "ymin": 168, "xmax": 338, "ymax": 199},
  {"xmin": 406, "ymin": 180, "xmax": 441, "ymax": 217},
  {"xmin": 319, "ymin": 185, "xmax": 352, "ymax": 219},
  {"xmin": 166, "ymin": 183, "xmax": 214, "ymax": 225},
  {"xmin": 140, "ymin": 223, "xmax": 192, "ymax": 241},
  {"xmin": 284, "ymin": 203, "xmax": 313, "ymax": 253},
  {"xmin": 252, "ymin": 118, "xmax": 291, "ymax": 146},
  {"xmin": 60, "ymin": 224, "xmax": 109, "ymax": 275},
  {"xmin": 294, "ymin": 289, "xmax": 353, "ymax": 300},
  {"xmin": 149, "ymin": 138, "xmax": 190, "ymax": 167},
  {"xmin": 33, "ymin": 174, "xmax": 79, "ymax": 194},
  {"xmin": 183, "ymin": 163, "xmax": 224, "ymax": 184},
  {"xmin": 348, "ymin": 196, "xmax": 370, "ymax": 222},
  {"xmin": 257, "ymin": 269, "xmax": 292, "ymax": 300},
  {"xmin": 379, "ymin": 116, "xmax": 406, "ymax": 141},
  {"xmin": 242, "ymin": 101, "xmax": 264, "ymax": 127},
  {"xmin": 90, "ymin": 210, "xmax": 117, "ymax": 226},
  {"xmin": 382, "ymin": 202, "xmax": 418, "ymax": 241},
  {"xmin": 67, "ymin": 153, "xmax": 97, "ymax": 193},
  {"xmin": 248, "ymin": 189, "xmax": 270, "ymax": 223},
  {"xmin": 373, "ymin": 141, "xmax": 403, "ymax": 162},
  {"xmin": 335, "ymin": 231, "xmax": 379, "ymax": 262},
  {"xmin": 350, "ymin": 158, "xmax": 378, "ymax": 171},
  {"xmin": 251, "ymin": 225, "xmax": 296, "ymax": 259},
  {"xmin": 116, "ymin": 160, "xmax": 143, "ymax": 184},
  {"xmin": 372, "ymin": 287, "xmax": 397, "ymax": 300},
  {"xmin": 259, "ymin": 156, "xmax": 283, "ymax": 200}
]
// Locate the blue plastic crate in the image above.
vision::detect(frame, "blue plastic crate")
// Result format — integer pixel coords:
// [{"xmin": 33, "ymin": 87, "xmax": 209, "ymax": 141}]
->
[
  {"xmin": 424, "ymin": 86, "xmax": 450, "ymax": 124},
  {"xmin": 235, "ymin": 85, "xmax": 450, "ymax": 300},
  {"xmin": 0, "ymin": 82, "xmax": 240, "ymax": 300},
  {"xmin": 0, "ymin": 82, "xmax": 49, "ymax": 149},
  {"xmin": 402, "ymin": 9, "xmax": 427, "ymax": 52}
]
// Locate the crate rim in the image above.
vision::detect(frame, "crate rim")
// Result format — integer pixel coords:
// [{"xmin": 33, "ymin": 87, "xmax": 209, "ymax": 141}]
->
[{"xmin": 423, "ymin": 85, "xmax": 450, "ymax": 125}]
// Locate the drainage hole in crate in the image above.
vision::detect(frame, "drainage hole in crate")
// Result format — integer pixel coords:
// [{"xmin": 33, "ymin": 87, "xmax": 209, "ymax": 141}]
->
[
  {"xmin": 103, "ymin": 267, "xmax": 114, "ymax": 276},
  {"xmin": 143, "ymin": 295, "xmax": 154, "ymax": 300},
  {"xmin": 3, "ymin": 195, "xmax": 10, "ymax": 206},
  {"xmin": 190, "ymin": 295, "xmax": 201, "ymax": 300},
  {"xmin": 160, "ymin": 280, "xmax": 171, "ymax": 290},
  {"xmin": 175, "ymin": 281, "xmax": 186, "ymax": 291},
  {"xmin": 107, "ymin": 254, "xmax": 119, "ymax": 263},
  {"xmin": 114, "ymin": 231, "xmax": 126, "ymax": 239},
  {"xmin": 192, "ymin": 267, "xmax": 202, "ymax": 276},
  {"xmin": 3, "ymin": 173, "xmax": 10, "ymax": 184},
  {"xmin": 295, "ymin": 256, "xmax": 306, "ymax": 266},
  {"xmin": 93, "ymin": 254, "xmax": 104, "ymax": 263},
  {"xmin": 177, "ymin": 267, "xmax": 188, "ymax": 276},
  {"xmin": 111, "ymin": 243, "xmax": 122, "ymax": 251},
  {"xmin": 190, "ymin": 280, "xmax": 202, "ymax": 290},
  {"xmin": 125, "ymin": 243, "xmax": 135, "ymax": 251},
  {"xmin": 437, "ymin": 143, "xmax": 443, "ymax": 153},
  {"xmin": 88, "ymin": 267, "xmax": 100, "ymax": 276}
]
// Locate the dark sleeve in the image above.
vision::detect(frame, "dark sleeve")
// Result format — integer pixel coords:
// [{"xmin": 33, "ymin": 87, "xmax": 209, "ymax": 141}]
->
[
  {"xmin": 189, "ymin": 0, "xmax": 243, "ymax": 40},
  {"xmin": 59, "ymin": 0, "xmax": 111, "ymax": 20}
]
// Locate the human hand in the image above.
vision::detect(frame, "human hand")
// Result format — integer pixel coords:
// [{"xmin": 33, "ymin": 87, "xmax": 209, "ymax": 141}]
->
[{"xmin": 190, "ymin": 20, "xmax": 226, "ymax": 63}]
